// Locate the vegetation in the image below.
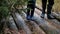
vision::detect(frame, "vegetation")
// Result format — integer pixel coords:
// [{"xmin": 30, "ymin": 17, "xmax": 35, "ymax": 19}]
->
[
  {"xmin": 0, "ymin": 0, "xmax": 60, "ymax": 34},
  {"xmin": 0, "ymin": 0, "xmax": 27, "ymax": 21},
  {"xmin": 0, "ymin": 0, "xmax": 27, "ymax": 33},
  {"xmin": 53, "ymin": 0, "xmax": 60, "ymax": 12}
]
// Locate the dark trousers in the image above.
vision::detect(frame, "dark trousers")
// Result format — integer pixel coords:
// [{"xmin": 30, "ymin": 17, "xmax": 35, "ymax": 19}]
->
[
  {"xmin": 42, "ymin": 0, "xmax": 54, "ymax": 14},
  {"xmin": 27, "ymin": 0, "xmax": 36, "ymax": 17}
]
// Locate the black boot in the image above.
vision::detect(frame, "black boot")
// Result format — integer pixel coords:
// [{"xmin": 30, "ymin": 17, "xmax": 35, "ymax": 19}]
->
[
  {"xmin": 47, "ymin": 0, "xmax": 54, "ymax": 19},
  {"xmin": 47, "ymin": 5, "xmax": 54, "ymax": 19},
  {"xmin": 47, "ymin": 14, "xmax": 55, "ymax": 19}
]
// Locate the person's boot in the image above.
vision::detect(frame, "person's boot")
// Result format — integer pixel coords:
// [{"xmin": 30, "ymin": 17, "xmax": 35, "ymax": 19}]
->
[
  {"xmin": 41, "ymin": 13, "xmax": 45, "ymax": 18},
  {"xmin": 30, "ymin": 16, "xmax": 36, "ymax": 21},
  {"xmin": 47, "ymin": 14, "xmax": 55, "ymax": 19},
  {"xmin": 26, "ymin": 15, "xmax": 30, "ymax": 20},
  {"xmin": 47, "ymin": 3, "xmax": 54, "ymax": 19}
]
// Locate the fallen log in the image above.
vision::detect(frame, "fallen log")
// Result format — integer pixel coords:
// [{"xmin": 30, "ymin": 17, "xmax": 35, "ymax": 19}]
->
[
  {"xmin": 25, "ymin": 20, "xmax": 46, "ymax": 34},
  {"xmin": 45, "ymin": 18, "xmax": 60, "ymax": 29},
  {"xmin": 35, "ymin": 9, "xmax": 60, "ymax": 29},
  {"xmin": 13, "ymin": 13, "xmax": 32, "ymax": 34},
  {"xmin": 23, "ymin": 11, "xmax": 60, "ymax": 34},
  {"xmin": 22, "ymin": 12, "xmax": 46, "ymax": 34},
  {"xmin": 8, "ymin": 16, "xmax": 20, "ymax": 34},
  {"xmin": 33, "ymin": 13, "xmax": 60, "ymax": 34},
  {"xmin": 52, "ymin": 12, "xmax": 60, "ymax": 22}
]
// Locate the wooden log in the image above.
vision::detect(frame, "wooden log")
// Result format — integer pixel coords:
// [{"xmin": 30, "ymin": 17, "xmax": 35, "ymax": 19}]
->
[
  {"xmin": 11, "ymin": 13, "xmax": 26, "ymax": 34},
  {"xmin": 52, "ymin": 12, "xmax": 60, "ymax": 22},
  {"xmin": 8, "ymin": 16, "xmax": 20, "ymax": 34},
  {"xmin": 33, "ymin": 13, "xmax": 60, "ymax": 34},
  {"xmin": 14, "ymin": 13, "xmax": 32, "ymax": 34},
  {"xmin": 45, "ymin": 18, "xmax": 60, "ymax": 29},
  {"xmin": 23, "ymin": 11, "xmax": 60, "ymax": 34},
  {"xmin": 22, "ymin": 12, "xmax": 46, "ymax": 34},
  {"xmin": 35, "ymin": 8, "xmax": 60, "ymax": 29},
  {"xmin": 25, "ymin": 20, "xmax": 46, "ymax": 34}
]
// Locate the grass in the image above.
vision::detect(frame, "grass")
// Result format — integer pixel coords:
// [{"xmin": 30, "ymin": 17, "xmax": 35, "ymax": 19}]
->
[
  {"xmin": 36, "ymin": 0, "xmax": 60, "ymax": 13},
  {"xmin": 53, "ymin": 0, "xmax": 60, "ymax": 12}
]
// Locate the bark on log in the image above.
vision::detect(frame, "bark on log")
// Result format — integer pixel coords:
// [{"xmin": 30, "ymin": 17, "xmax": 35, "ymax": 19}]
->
[
  {"xmin": 52, "ymin": 12, "xmax": 60, "ymax": 22},
  {"xmin": 33, "ymin": 13, "xmax": 60, "ymax": 34},
  {"xmin": 25, "ymin": 20, "xmax": 46, "ymax": 34},
  {"xmin": 23, "ymin": 11, "xmax": 60, "ymax": 34},
  {"xmin": 8, "ymin": 16, "xmax": 20, "ymax": 34},
  {"xmin": 46, "ymin": 18, "xmax": 60, "ymax": 29},
  {"xmin": 14, "ymin": 13, "xmax": 32, "ymax": 34},
  {"xmin": 35, "ymin": 14, "xmax": 60, "ymax": 34}
]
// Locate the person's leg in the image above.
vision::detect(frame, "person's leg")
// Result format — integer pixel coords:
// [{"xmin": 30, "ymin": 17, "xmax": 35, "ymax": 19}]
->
[
  {"xmin": 42, "ymin": 0, "xmax": 47, "ymax": 14},
  {"xmin": 47, "ymin": 0, "xmax": 54, "ymax": 19},
  {"xmin": 41, "ymin": 0, "xmax": 47, "ymax": 18},
  {"xmin": 26, "ymin": 1, "xmax": 31, "ymax": 20},
  {"xmin": 30, "ymin": 0, "xmax": 36, "ymax": 20},
  {"xmin": 26, "ymin": 0, "xmax": 36, "ymax": 20},
  {"xmin": 47, "ymin": 0, "xmax": 54, "ymax": 14},
  {"xmin": 30, "ymin": 1, "xmax": 36, "ymax": 18},
  {"xmin": 27, "ymin": 6, "xmax": 30, "ymax": 17}
]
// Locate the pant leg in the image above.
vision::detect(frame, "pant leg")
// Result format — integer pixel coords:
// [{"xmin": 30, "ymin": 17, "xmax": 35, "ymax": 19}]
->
[
  {"xmin": 42, "ymin": 0, "xmax": 47, "ymax": 14},
  {"xmin": 27, "ymin": 1, "xmax": 31, "ymax": 17},
  {"xmin": 30, "ymin": 0, "xmax": 36, "ymax": 17},
  {"xmin": 47, "ymin": 0, "xmax": 54, "ymax": 14}
]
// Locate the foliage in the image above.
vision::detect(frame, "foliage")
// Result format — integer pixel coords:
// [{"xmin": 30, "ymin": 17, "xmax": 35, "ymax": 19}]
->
[
  {"xmin": 0, "ymin": 0, "xmax": 28, "ymax": 20},
  {"xmin": 0, "ymin": 6, "xmax": 9, "ymax": 20}
]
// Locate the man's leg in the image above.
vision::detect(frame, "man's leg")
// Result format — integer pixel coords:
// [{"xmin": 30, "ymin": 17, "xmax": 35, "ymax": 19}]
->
[
  {"xmin": 30, "ymin": 0, "xmax": 36, "ymax": 18},
  {"xmin": 27, "ymin": 0, "xmax": 36, "ymax": 20},
  {"xmin": 41, "ymin": 0, "xmax": 47, "ymax": 18},
  {"xmin": 47, "ymin": 0, "xmax": 54, "ymax": 19},
  {"xmin": 26, "ymin": 1, "xmax": 31, "ymax": 20},
  {"xmin": 31, "ymin": 1, "xmax": 36, "ymax": 18}
]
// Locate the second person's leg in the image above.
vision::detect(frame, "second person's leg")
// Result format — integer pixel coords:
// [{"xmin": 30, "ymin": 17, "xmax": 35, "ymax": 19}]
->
[
  {"xmin": 47, "ymin": 0, "xmax": 54, "ymax": 19},
  {"xmin": 41, "ymin": 0, "xmax": 47, "ymax": 18},
  {"xmin": 26, "ymin": 1, "xmax": 31, "ymax": 20}
]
